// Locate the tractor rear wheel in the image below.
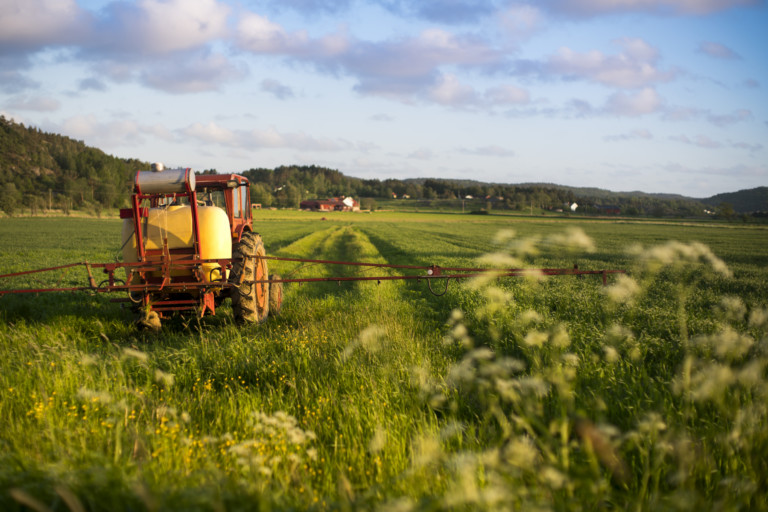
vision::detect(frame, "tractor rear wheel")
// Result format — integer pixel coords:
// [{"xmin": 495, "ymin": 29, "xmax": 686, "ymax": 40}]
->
[{"xmin": 230, "ymin": 232, "xmax": 269, "ymax": 324}]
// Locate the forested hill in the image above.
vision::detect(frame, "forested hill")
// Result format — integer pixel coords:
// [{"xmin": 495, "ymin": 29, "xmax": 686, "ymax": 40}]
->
[
  {"xmin": 0, "ymin": 116, "xmax": 146, "ymax": 214},
  {"xmin": 702, "ymin": 187, "xmax": 768, "ymax": 214},
  {"xmin": 0, "ymin": 116, "xmax": 763, "ymax": 217}
]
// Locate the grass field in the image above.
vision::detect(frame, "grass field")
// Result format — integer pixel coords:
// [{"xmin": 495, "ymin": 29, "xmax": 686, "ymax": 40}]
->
[{"xmin": 1, "ymin": 211, "xmax": 767, "ymax": 511}]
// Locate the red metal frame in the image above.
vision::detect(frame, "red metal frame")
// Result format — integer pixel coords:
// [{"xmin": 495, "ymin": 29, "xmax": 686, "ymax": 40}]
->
[
  {"xmin": 0, "ymin": 257, "xmax": 626, "ymax": 297},
  {"xmin": 116, "ymin": 168, "xmax": 226, "ymax": 317}
]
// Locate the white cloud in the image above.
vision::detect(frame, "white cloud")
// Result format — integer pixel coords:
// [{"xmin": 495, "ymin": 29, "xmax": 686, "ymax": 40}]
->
[
  {"xmin": 50, "ymin": 115, "xmax": 148, "ymax": 147},
  {"xmin": 428, "ymin": 74, "xmax": 478, "ymax": 105},
  {"xmin": 460, "ymin": 145, "xmax": 516, "ymax": 157},
  {"xmin": 670, "ymin": 134, "xmax": 722, "ymax": 148},
  {"xmin": 261, "ymin": 79, "xmax": 295, "ymax": 100},
  {"xmin": 707, "ymin": 109, "xmax": 752, "ymax": 126},
  {"xmin": 730, "ymin": 141, "xmax": 763, "ymax": 152},
  {"xmin": 605, "ymin": 87, "xmax": 663, "ymax": 116},
  {"xmin": 663, "ymin": 162, "xmax": 767, "ymax": 179},
  {"xmin": 484, "ymin": 84, "xmax": 530, "ymax": 105},
  {"xmin": 243, "ymin": 26, "xmax": 506, "ymax": 103},
  {"xmin": 5, "ymin": 95, "xmax": 61, "ymax": 112},
  {"xmin": 544, "ymin": 0, "xmax": 761, "ymax": 17},
  {"xmin": 95, "ymin": 0, "xmax": 230, "ymax": 55},
  {"xmin": 498, "ymin": 5, "xmax": 545, "ymax": 40},
  {"xmin": 180, "ymin": 122, "xmax": 349, "ymax": 151},
  {"xmin": 139, "ymin": 52, "xmax": 247, "ymax": 93},
  {"xmin": 604, "ymin": 128, "xmax": 653, "ymax": 141},
  {"xmin": 697, "ymin": 41, "xmax": 741, "ymax": 59},
  {"xmin": 743, "ymin": 78, "xmax": 760, "ymax": 89},
  {"xmin": 182, "ymin": 122, "xmax": 237, "ymax": 145},
  {"xmin": 374, "ymin": 0, "xmax": 502, "ymax": 23},
  {"xmin": 236, "ymin": 12, "xmax": 307, "ymax": 53},
  {"xmin": 547, "ymin": 38, "xmax": 675, "ymax": 88},
  {"xmin": 408, "ymin": 148, "xmax": 435, "ymax": 159},
  {"xmin": 0, "ymin": 0, "xmax": 89, "ymax": 48}
]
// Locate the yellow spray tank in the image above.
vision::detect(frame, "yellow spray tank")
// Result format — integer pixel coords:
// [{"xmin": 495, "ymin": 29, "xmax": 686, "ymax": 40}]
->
[
  {"xmin": 121, "ymin": 205, "xmax": 231, "ymax": 286},
  {"xmin": 121, "ymin": 165, "xmax": 232, "ymax": 292}
]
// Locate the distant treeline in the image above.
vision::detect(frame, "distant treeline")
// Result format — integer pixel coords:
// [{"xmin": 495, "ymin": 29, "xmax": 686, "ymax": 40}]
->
[
  {"xmin": 0, "ymin": 116, "xmax": 762, "ymax": 218},
  {"xmin": 241, "ymin": 165, "xmax": 719, "ymax": 218}
]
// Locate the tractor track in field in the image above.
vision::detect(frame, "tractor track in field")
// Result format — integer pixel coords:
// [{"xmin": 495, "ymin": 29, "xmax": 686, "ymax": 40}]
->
[{"xmin": 269, "ymin": 225, "xmax": 459, "ymax": 327}]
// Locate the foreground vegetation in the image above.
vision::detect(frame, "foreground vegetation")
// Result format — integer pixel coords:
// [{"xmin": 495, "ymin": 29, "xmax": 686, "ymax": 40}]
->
[{"xmin": 1, "ymin": 211, "xmax": 767, "ymax": 510}]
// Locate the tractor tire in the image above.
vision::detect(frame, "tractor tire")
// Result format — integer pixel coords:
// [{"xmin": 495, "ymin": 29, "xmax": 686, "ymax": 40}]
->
[
  {"xmin": 230, "ymin": 232, "xmax": 269, "ymax": 324},
  {"xmin": 268, "ymin": 274, "xmax": 283, "ymax": 316}
]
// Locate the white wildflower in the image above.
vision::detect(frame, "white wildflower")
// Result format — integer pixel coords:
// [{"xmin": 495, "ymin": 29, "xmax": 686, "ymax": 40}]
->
[
  {"xmin": 541, "ymin": 466, "xmax": 567, "ymax": 489},
  {"xmin": 122, "ymin": 348, "xmax": 149, "ymax": 363},
  {"xmin": 369, "ymin": 425, "xmax": 387, "ymax": 453},
  {"xmin": 523, "ymin": 330, "xmax": 548, "ymax": 347},
  {"xmin": 545, "ymin": 227, "xmax": 595, "ymax": 253},
  {"xmin": 717, "ymin": 296, "xmax": 747, "ymax": 322},
  {"xmin": 603, "ymin": 346, "xmax": 620, "ymax": 364},
  {"xmin": 77, "ymin": 388, "xmax": 112, "ymax": 404},
  {"xmin": 604, "ymin": 274, "xmax": 640, "ymax": 305},
  {"xmin": 154, "ymin": 369, "xmax": 175, "ymax": 388}
]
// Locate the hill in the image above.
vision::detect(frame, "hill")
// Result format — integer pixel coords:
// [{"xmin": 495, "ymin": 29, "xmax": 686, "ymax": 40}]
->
[
  {"xmin": 0, "ymin": 116, "xmax": 763, "ymax": 217},
  {"xmin": 701, "ymin": 187, "xmax": 768, "ymax": 213},
  {"xmin": 0, "ymin": 116, "xmax": 146, "ymax": 214}
]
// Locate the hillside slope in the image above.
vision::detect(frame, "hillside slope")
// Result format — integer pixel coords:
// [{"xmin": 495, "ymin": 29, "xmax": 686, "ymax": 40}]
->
[
  {"xmin": 702, "ymin": 187, "xmax": 768, "ymax": 213},
  {"xmin": 0, "ymin": 116, "xmax": 146, "ymax": 213}
]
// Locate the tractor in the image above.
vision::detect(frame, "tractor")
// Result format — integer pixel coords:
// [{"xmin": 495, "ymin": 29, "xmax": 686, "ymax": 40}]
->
[{"xmin": 119, "ymin": 163, "xmax": 282, "ymax": 329}]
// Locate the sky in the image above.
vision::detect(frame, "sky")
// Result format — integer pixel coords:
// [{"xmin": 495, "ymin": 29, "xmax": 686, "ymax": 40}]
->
[{"xmin": 1, "ymin": 0, "xmax": 766, "ymax": 197}]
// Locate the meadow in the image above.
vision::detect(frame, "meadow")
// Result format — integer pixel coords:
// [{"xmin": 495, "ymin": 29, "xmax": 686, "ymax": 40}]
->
[{"xmin": 1, "ymin": 211, "xmax": 767, "ymax": 511}]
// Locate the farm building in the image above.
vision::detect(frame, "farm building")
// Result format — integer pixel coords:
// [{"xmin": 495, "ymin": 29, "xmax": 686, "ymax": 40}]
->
[
  {"xmin": 300, "ymin": 197, "xmax": 360, "ymax": 212},
  {"xmin": 595, "ymin": 205, "xmax": 621, "ymax": 215}
]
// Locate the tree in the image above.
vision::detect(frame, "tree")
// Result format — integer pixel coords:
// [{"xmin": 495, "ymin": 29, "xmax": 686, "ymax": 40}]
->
[
  {"xmin": 250, "ymin": 183, "xmax": 273, "ymax": 207},
  {"xmin": 717, "ymin": 202, "xmax": 735, "ymax": 220},
  {"xmin": 0, "ymin": 182, "xmax": 20, "ymax": 215}
]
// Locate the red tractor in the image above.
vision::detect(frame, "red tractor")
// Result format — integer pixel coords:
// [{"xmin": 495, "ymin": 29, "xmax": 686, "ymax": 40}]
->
[{"xmin": 119, "ymin": 163, "xmax": 281, "ymax": 329}]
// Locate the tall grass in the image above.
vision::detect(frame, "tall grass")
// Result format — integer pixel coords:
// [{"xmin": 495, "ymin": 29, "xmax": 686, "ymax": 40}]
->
[{"xmin": 1, "ymin": 214, "xmax": 767, "ymax": 510}]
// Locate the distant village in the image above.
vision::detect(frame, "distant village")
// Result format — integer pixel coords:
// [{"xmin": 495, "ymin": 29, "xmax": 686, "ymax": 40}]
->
[{"xmin": 296, "ymin": 195, "xmax": 631, "ymax": 215}]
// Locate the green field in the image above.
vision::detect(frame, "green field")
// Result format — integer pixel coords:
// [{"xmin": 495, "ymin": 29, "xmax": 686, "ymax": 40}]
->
[{"xmin": 1, "ymin": 211, "xmax": 767, "ymax": 511}]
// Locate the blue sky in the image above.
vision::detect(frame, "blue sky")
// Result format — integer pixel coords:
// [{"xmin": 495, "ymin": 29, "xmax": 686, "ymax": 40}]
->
[{"xmin": 1, "ymin": 0, "xmax": 766, "ymax": 197}]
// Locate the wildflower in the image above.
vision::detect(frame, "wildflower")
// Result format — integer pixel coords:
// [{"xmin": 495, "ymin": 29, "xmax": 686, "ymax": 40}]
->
[
  {"xmin": 549, "ymin": 324, "xmax": 571, "ymax": 348},
  {"xmin": 603, "ymin": 346, "xmax": 620, "ymax": 364},
  {"xmin": 545, "ymin": 227, "xmax": 596, "ymax": 253},
  {"xmin": 636, "ymin": 412, "xmax": 667, "ymax": 435},
  {"xmin": 716, "ymin": 296, "xmax": 747, "ymax": 322},
  {"xmin": 411, "ymin": 434, "xmax": 441, "ymax": 468},
  {"xmin": 748, "ymin": 307, "xmax": 768, "ymax": 328},
  {"xmin": 122, "ymin": 348, "xmax": 149, "ymax": 363},
  {"xmin": 690, "ymin": 363, "xmax": 734, "ymax": 402},
  {"xmin": 154, "ymin": 369, "xmax": 175, "ymax": 388},
  {"xmin": 503, "ymin": 436, "xmax": 540, "ymax": 468},
  {"xmin": 519, "ymin": 309, "xmax": 542, "ymax": 326},
  {"xmin": 77, "ymin": 388, "xmax": 112, "ymax": 404},
  {"xmin": 694, "ymin": 327, "xmax": 754, "ymax": 360},
  {"xmin": 541, "ymin": 466, "xmax": 567, "ymax": 489},
  {"xmin": 604, "ymin": 274, "xmax": 640, "ymax": 305},
  {"xmin": 369, "ymin": 425, "xmax": 387, "ymax": 454},
  {"xmin": 523, "ymin": 330, "xmax": 548, "ymax": 347},
  {"xmin": 632, "ymin": 240, "xmax": 732, "ymax": 277}
]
